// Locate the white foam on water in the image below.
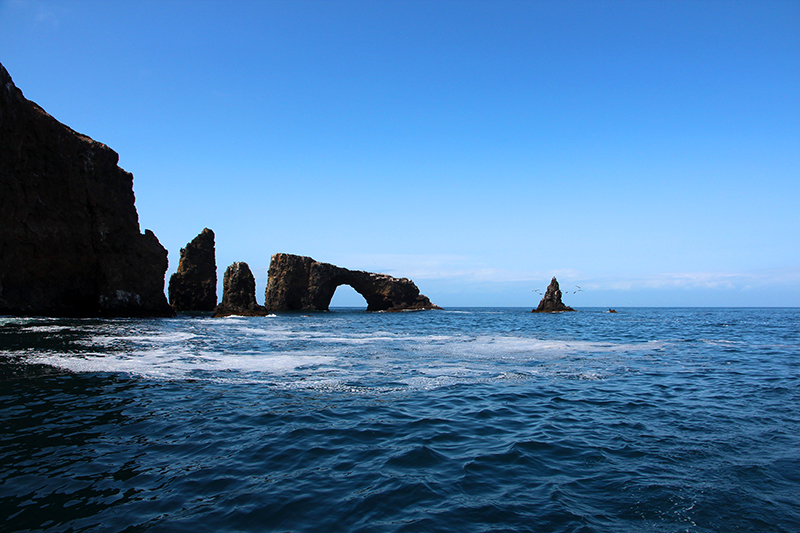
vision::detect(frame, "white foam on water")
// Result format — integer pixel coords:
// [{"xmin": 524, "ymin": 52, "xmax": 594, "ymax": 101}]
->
[
  {"xmin": 424, "ymin": 335, "xmax": 463, "ymax": 342},
  {"xmin": 415, "ymin": 363, "xmax": 482, "ymax": 376},
  {"xmin": 30, "ymin": 351, "xmax": 180, "ymax": 379},
  {"xmin": 226, "ymin": 325, "xmax": 408, "ymax": 346},
  {"xmin": 213, "ymin": 314, "xmax": 277, "ymax": 320},
  {"xmin": 13, "ymin": 315, "xmax": 665, "ymax": 388},
  {"xmin": 218, "ymin": 353, "xmax": 334, "ymax": 373},
  {"xmin": 21, "ymin": 325, "xmax": 72, "ymax": 333},
  {"xmin": 193, "ymin": 319, "xmax": 662, "ymax": 361},
  {"xmin": 320, "ymin": 333, "xmax": 401, "ymax": 345},
  {"xmin": 400, "ymin": 374, "xmax": 487, "ymax": 391},
  {"xmin": 699, "ymin": 338, "xmax": 745, "ymax": 346},
  {"xmin": 80, "ymin": 331, "xmax": 197, "ymax": 347},
  {"xmin": 29, "ymin": 347, "xmax": 336, "ymax": 381},
  {"xmin": 496, "ymin": 371, "xmax": 536, "ymax": 380},
  {"xmin": 439, "ymin": 335, "xmax": 663, "ymax": 358},
  {"xmin": 575, "ymin": 371, "xmax": 605, "ymax": 380}
]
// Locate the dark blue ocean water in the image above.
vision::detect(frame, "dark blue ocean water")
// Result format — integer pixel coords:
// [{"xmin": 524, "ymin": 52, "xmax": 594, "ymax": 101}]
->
[{"xmin": 1, "ymin": 308, "xmax": 799, "ymax": 532}]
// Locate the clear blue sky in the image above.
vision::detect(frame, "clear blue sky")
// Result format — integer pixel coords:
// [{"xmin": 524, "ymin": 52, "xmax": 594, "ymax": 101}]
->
[{"xmin": 2, "ymin": 0, "xmax": 798, "ymax": 307}]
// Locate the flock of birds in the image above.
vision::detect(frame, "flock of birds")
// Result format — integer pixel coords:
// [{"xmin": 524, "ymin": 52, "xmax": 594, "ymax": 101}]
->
[
  {"xmin": 532, "ymin": 285, "xmax": 582, "ymax": 295},
  {"xmin": 532, "ymin": 284, "xmax": 616, "ymax": 313}
]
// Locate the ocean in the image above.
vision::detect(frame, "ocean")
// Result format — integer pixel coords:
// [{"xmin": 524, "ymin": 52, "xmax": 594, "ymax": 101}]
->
[{"xmin": 1, "ymin": 307, "xmax": 798, "ymax": 532}]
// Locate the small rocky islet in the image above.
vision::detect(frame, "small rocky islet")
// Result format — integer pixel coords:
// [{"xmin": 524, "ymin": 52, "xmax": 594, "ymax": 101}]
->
[{"xmin": 531, "ymin": 277, "xmax": 576, "ymax": 313}]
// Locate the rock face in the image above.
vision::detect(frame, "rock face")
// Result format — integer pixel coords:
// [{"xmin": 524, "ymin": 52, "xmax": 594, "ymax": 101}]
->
[
  {"xmin": 168, "ymin": 228, "xmax": 217, "ymax": 312},
  {"xmin": 0, "ymin": 62, "xmax": 171, "ymax": 317},
  {"xmin": 532, "ymin": 277, "xmax": 576, "ymax": 313},
  {"xmin": 264, "ymin": 253, "xmax": 441, "ymax": 312},
  {"xmin": 213, "ymin": 262, "xmax": 268, "ymax": 317}
]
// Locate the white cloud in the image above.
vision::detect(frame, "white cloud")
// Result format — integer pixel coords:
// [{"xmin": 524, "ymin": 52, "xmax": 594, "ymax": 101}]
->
[
  {"xmin": 260, "ymin": 251, "xmax": 800, "ymax": 303},
  {"xmin": 581, "ymin": 268, "xmax": 800, "ymax": 292},
  {"xmin": 331, "ymin": 254, "xmax": 800, "ymax": 296}
]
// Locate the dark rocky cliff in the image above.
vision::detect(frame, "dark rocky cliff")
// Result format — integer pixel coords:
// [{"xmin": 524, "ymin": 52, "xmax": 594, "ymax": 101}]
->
[
  {"xmin": 169, "ymin": 228, "xmax": 217, "ymax": 312},
  {"xmin": 0, "ymin": 62, "xmax": 172, "ymax": 317}
]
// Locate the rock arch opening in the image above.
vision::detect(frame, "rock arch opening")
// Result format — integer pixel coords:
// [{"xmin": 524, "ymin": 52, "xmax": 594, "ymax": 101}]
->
[{"xmin": 329, "ymin": 284, "xmax": 367, "ymax": 309}]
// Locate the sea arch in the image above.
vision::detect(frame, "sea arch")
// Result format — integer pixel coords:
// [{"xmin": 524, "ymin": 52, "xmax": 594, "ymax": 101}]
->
[{"xmin": 264, "ymin": 253, "xmax": 441, "ymax": 312}]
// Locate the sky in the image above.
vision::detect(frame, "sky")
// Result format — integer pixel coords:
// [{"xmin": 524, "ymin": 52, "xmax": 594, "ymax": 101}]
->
[{"xmin": 1, "ymin": 0, "xmax": 798, "ymax": 307}]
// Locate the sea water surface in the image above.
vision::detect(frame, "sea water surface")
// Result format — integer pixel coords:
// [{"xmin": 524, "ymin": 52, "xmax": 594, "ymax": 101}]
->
[{"xmin": 1, "ymin": 308, "xmax": 799, "ymax": 532}]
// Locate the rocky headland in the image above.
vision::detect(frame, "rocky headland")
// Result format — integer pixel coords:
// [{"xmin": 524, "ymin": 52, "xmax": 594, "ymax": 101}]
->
[
  {"xmin": 0, "ymin": 62, "xmax": 171, "ymax": 317},
  {"xmin": 264, "ymin": 253, "xmax": 441, "ymax": 312},
  {"xmin": 168, "ymin": 228, "xmax": 217, "ymax": 313},
  {"xmin": 532, "ymin": 277, "xmax": 576, "ymax": 313}
]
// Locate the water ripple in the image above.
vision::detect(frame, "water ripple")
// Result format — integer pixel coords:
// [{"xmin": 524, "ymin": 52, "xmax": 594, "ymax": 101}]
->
[{"xmin": 1, "ymin": 308, "xmax": 799, "ymax": 532}]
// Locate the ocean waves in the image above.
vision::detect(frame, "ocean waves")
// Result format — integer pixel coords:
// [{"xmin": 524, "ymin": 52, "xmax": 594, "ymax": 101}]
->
[
  {"xmin": 1, "ymin": 308, "xmax": 799, "ymax": 532},
  {"xmin": 5, "ymin": 312, "xmax": 667, "ymax": 391}
]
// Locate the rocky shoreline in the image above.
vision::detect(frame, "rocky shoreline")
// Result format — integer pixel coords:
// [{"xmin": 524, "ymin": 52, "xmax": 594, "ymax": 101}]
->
[
  {"xmin": 2, "ymin": 62, "xmax": 583, "ymax": 318},
  {"xmin": 1, "ymin": 62, "xmax": 441, "ymax": 318}
]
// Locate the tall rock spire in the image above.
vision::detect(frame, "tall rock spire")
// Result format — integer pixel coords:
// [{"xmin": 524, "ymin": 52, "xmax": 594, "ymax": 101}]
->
[
  {"xmin": 168, "ymin": 228, "xmax": 217, "ymax": 312},
  {"xmin": 532, "ymin": 277, "xmax": 576, "ymax": 313}
]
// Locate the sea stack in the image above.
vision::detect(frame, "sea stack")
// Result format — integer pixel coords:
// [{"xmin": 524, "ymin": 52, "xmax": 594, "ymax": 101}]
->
[
  {"xmin": 264, "ymin": 253, "xmax": 441, "ymax": 312},
  {"xmin": 213, "ymin": 262, "xmax": 268, "ymax": 317},
  {"xmin": 168, "ymin": 228, "xmax": 217, "ymax": 312},
  {"xmin": 0, "ymin": 62, "xmax": 171, "ymax": 317},
  {"xmin": 532, "ymin": 277, "xmax": 576, "ymax": 313}
]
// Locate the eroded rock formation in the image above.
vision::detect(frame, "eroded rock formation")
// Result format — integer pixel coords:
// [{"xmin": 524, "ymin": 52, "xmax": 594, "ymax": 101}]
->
[
  {"xmin": 532, "ymin": 277, "xmax": 575, "ymax": 313},
  {"xmin": 168, "ymin": 228, "xmax": 217, "ymax": 312},
  {"xmin": 0, "ymin": 62, "xmax": 171, "ymax": 317},
  {"xmin": 213, "ymin": 262, "xmax": 268, "ymax": 317},
  {"xmin": 264, "ymin": 253, "xmax": 441, "ymax": 312}
]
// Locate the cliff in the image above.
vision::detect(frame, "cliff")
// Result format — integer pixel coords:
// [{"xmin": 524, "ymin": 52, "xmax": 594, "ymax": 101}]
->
[
  {"xmin": 0, "ymin": 62, "xmax": 171, "ymax": 317},
  {"xmin": 264, "ymin": 253, "xmax": 441, "ymax": 312}
]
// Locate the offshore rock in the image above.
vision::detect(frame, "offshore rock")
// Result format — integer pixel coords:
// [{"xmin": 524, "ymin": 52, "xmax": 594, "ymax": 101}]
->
[
  {"xmin": 213, "ymin": 262, "xmax": 268, "ymax": 317},
  {"xmin": 264, "ymin": 253, "xmax": 442, "ymax": 312},
  {"xmin": 0, "ymin": 62, "xmax": 171, "ymax": 317},
  {"xmin": 532, "ymin": 277, "xmax": 576, "ymax": 313},
  {"xmin": 168, "ymin": 228, "xmax": 217, "ymax": 312}
]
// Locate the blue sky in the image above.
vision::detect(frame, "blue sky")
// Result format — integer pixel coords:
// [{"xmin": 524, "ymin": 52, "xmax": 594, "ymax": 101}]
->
[{"xmin": 2, "ymin": 0, "xmax": 798, "ymax": 307}]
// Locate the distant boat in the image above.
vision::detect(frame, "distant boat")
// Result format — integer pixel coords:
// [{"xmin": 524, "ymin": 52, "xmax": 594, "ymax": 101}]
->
[{"xmin": 608, "ymin": 309, "xmax": 617, "ymax": 313}]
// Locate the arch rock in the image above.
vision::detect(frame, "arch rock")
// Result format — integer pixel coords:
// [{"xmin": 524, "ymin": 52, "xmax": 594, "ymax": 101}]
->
[{"xmin": 264, "ymin": 253, "xmax": 442, "ymax": 312}]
